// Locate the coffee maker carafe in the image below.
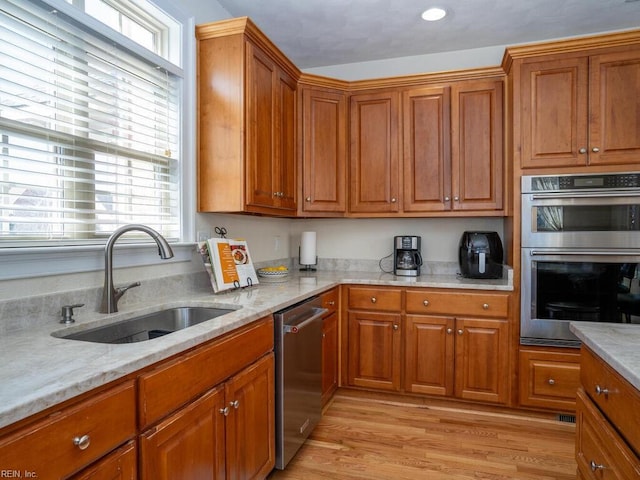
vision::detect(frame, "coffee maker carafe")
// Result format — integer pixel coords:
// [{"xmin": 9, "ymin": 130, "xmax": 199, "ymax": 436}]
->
[{"xmin": 394, "ymin": 236, "xmax": 423, "ymax": 277}]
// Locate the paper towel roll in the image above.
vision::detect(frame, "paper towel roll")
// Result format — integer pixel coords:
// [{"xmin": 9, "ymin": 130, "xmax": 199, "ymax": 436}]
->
[{"xmin": 300, "ymin": 231, "xmax": 317, "ymax": 266}]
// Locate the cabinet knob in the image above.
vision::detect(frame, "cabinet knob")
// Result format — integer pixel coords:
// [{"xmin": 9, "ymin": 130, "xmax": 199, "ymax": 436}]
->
[
  {"xmin": 548, "ymin": 378, "xmax": 555, "ymax": 385},
  {"xmin": 595, "ymin": 385, "xmax": 609, "ymax": 397},
  {"xmin": 73, "ymin": 434, "xmax": 91, "ymax": 451},
  {"xmin": 454, "ymin": 196, "xmax": 459, "ymax": 202},
  {"xmin": 482, "ymin": 303, "xmax": 489, "ymax": 310},
  {"xmin": 230, "ymin": 400, "xmax": 240, "ymax": 409},
  {"xmin": 306, "ymin": 196, "xmax": 311, "ymax": 202},
  {"xmin": 219, "ymin": 406, "xmax": 230, "ymax": 416},
  {"xmin": 327, "ymin": 300, "xmax": 335, "ymax": 306},
  {"xmin": 393, "ymin": 324, "xmax": 399, "ymax": 331},
  {"xmin": 444, "ymin": 196, "xmax": 450, "ymax": 202},
  {"xmin": 592, "ymin": 147, "xmax": 600, "ymax": 153},
  {"xmin": 457, "ymin": 329, "xmax": 463, "ymax": 335},
  {"xmin": 371, "ymin": 297, "xmax": 377, "ymax": 303},
  {"xmin": 423, "ymin": 300, "xmax": 430, "ymax": 307},
  {"xmin": 579, "ymin": 147, "xmax": 587, "ymax": 154},
  {"xmin": 446, "ymin": 328, "xmax": 453, "ymax": 334},
  {"xmin": 391, "ymin": 198, "xmax": 397, "ymax": 203},
  {"xmin": 590, "ymin": 460, "xmax": 605, "ymax": 472}
]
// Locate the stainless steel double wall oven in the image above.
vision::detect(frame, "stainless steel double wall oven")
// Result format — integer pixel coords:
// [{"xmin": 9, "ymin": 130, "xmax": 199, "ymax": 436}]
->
[{"xmin": 521, "ymin": 172, "xmax": 640, "ymax": 347}]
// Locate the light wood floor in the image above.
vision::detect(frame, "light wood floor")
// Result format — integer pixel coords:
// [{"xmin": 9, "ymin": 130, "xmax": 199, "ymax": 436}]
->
[{"xmin": 269, "ymin": 390, "xmax": 577, "ymax": 480}]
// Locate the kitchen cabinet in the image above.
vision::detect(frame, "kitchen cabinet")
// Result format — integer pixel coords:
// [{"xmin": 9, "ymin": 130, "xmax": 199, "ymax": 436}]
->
[
  {"xmin": 69, "ymin": 441, "xmax": 136, "ymax": 480},
  {"xmin": 518, "ymin": 347, "xmax": 581, "ymax": 412},
  {"xmin": 140, "ymin": 353, "xmax": 274, "ymax": 480},
  {"xmin": 576, "ymin": 347, "xmax": 640, "ymax": 479},
  {"xmin": 345, "ymin": 286, "xmax": 511, "ymax": 404},
  {"xmin": 518, "ymin": 49, "xmax": 640, "ymax": 170},
  {"xmin": 138, "ymin": 316, "xmax": 275, "ymax": 479},
  {"xmin": 320, "ymin": 287, "xmax": 340, "ymax": 405},
  {"xmin": 346, "ymin": 287, "xmax": 403, "ymax": 391},
  {"xmin": 300, "ymin": 86, "xmax": 348, "ymax": 215},
  {"xmin": 349, "ymin": 90, "xmax": 401, "ymax": 214},
  {"xmin": 197, "ymin": 18, "xmax": 298, "ymax": 216},
  {"xmin": 402, "ymin": 86, "xmax": 451, "ymax": 212},
  {"xmin": 450, "ymin": 79, "xmax": 503, "ymax": 211},
  {"xmin": 0, "ymin": 381, "xmax": 136, "ymax": 480},
  {"xmin": 405, "ymin": 290, "xmax": 510, "ymax": 404}
]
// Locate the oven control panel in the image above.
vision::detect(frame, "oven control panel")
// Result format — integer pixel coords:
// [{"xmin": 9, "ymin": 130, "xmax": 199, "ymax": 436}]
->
[{"xmin": 523, "ymin": 173, "xmax": 640, "ymax": 192}]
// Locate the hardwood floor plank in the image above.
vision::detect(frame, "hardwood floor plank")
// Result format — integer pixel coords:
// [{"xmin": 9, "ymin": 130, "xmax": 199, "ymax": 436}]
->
[{"xmin": 269, "ymin": 391, "xmax": 576, "ymax": 480}]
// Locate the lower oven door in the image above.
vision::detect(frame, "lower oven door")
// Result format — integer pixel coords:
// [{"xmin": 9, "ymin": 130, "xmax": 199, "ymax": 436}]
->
[{"xmin": 521, "ymin": 248, "xmax": 640, "ymax": 347}]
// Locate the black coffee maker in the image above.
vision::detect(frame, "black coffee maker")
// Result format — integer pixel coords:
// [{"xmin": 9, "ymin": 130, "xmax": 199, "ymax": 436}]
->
[{"xmin": 394, "ymin": 236, "xmax": 423, "ymax": 277}]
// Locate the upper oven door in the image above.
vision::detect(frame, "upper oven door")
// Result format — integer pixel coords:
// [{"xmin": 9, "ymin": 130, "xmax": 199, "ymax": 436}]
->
[{"xmin": 521, "ymin": 190, "xmax": 640, "ymax": 248}]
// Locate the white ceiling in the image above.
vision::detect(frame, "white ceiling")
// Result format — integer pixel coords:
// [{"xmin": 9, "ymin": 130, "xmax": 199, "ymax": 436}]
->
[{"xmin": 214, "ymin": 0, "xmax": 640, "ymax": 68}]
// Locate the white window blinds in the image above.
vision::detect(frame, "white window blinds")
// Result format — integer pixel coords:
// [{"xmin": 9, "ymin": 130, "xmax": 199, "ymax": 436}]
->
[{"xmin": 0, "ymin": 0, "xmax": 181, "ymax": 246}]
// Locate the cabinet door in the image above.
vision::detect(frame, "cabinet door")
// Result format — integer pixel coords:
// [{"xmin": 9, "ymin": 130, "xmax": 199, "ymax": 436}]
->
[
  {"xmin": 140, "ymin": 387, "xmax": 226, "ymax": 480},
  {"xmin": 275, "ymin": 68, "xmax": 297, "ymax": 211},
  {"xmin": 454, "ymin": 317, "xmax": 509, "ymax": 404},
  {"xmin": 224, "ymin": 353, "xmax": 275, "ymax": 480},
  {"xmin": 402, "ymin": 86, "xmax": 451, "ymax": 212},
  {"xmin": 70, "ymin": 441, "xmax": 137, "ymax": 480},
  {"xmin": 322, "ymin": 311, "xmax": 339, "ymax": 405},
  {"xmin": 520, "ymin": 57, "xmax": 589, "ymax": 168},
  {"xmin": 301, "ymin": 88, "xmax": 347, "ymax": 214},
  {"xmin": 349, "ymin": 91, "xmax": 400, "ymax": 213},
  {"xmin": 347, "ymin": 311, "xmax": 401, "ymax": 391},
  {"xmin": 451, "ymin": 79, "xmax": 503, "ymax": 211},
  {"xmin": 246, "ymin": 43, "xmax": 277, "ymax": 210},
  {"xmin": 589, "ymin": 50, "xmax": 640, "ymax": 166},
  {"xmin": 405, "ymin": 315, "xmax": 454, "ymax": 396}
]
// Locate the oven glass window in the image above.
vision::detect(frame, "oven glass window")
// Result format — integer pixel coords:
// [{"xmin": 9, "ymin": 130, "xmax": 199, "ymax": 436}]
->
[
  {"xmin": 534, "ymin": 205, "xmax": 639, "ymax": 232},
  {"xmin": 534, "ymin": 261, "xmax": 639, "ymax": 323}
]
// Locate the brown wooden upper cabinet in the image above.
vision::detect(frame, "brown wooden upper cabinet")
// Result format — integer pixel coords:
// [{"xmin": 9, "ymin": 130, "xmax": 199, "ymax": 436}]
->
[
  {"xmin": 519, "ymin": 49, "xmax": 640, "ymax": 169},
  {"xmin": 349, "ymin": 78, "xmax": 504, "ymax": 216},
  {"xmin": 349, "ymin": 90, "xmax": 401, "ymax": 214},
  {"xmin": 196, "ymin": 18, "xmax": 298, "ymax": 216},
  {"xmin": 299, "ymin": 86, "xmax": 348, "ymax": 215}
]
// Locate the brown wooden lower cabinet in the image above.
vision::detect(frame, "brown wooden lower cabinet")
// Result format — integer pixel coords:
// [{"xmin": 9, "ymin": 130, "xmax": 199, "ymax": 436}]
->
[
  {"xmin": 345, "ymin": 286, "xmax": 511, "ymax": 405},
  {"xmin": 518, "ymin": 347, "xmax": 581, "ymax": 411},
  {"xmin": 140, "ymin": 352, "xmax": 274, "ymax": 480},
  {"xmin": 405, "ymin": 315, "xmax": 510, "ymax": 404},
  {"xmin": 70, "ymin": 440, "xmax": 137, "ymax": 480}
]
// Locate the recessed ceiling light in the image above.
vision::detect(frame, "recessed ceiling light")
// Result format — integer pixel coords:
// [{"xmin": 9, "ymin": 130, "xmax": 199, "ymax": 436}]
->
[{"xmin": 422, "ymin": 7, "xmax": 447, "ymax": 21}]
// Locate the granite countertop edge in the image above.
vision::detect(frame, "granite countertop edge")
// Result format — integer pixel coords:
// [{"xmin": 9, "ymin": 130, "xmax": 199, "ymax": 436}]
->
[
  {"xmin": 0, "ymin": 270, "xmax": 512, "ymax": 430},
  {"xmin": 570, "ymin": 322, "xmax": 640, "ymax": 391}
]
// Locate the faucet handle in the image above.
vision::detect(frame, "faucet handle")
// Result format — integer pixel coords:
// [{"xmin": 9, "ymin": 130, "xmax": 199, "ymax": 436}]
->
[{"xmin": 60, "ymin": 304, "xmax": 85, "ymax": 324}]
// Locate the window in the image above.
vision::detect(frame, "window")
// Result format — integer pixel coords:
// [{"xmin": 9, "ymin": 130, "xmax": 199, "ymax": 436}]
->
[{"xmin": 0, "ymin": 0, "xmax": 182, "ymax": 247}]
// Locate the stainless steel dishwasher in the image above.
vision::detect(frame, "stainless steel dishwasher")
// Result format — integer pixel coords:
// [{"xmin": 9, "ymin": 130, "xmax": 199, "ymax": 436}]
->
[{"xmin": 274, "ymin": 296, "xmax": 327, "ymax": 470}]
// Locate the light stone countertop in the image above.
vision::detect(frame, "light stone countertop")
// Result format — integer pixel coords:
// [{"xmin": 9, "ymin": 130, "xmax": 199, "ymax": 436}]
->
[
  {"xmin": 0, "ymin": 269, "xmax": 512, "ymax": 430},
  {"xmin": 570, "ymin": 322, "xmax": 640, "ymax": 391}
]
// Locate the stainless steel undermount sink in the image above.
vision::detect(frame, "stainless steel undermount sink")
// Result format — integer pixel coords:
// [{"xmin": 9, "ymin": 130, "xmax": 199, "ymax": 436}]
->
[{"xmin": 58, "ymin": 307, "xmax": 237, "ymax": 344}]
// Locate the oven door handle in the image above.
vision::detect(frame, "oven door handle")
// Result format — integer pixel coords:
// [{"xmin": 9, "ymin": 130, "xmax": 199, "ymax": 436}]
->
[
  {"xmin": 530, "ymin": 191, "xmax": 640, "ymax": 200},
  {"xmin": 529, "ymin": 249, "xmax": 640, "ymax": 256},
  {"xmin": 283, "ymin": 307, "xmax": 327, "ymax": 334}
]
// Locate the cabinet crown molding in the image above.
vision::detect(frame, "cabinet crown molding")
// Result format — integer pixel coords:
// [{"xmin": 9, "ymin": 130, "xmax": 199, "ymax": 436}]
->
[{"xmin": 502, "ymin": 28, "xmax": 640, "ymax": 72}]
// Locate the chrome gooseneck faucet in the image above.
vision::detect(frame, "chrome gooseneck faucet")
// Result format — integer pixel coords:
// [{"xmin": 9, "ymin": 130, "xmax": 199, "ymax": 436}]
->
[{"xmin": 100, "ymin": 224, "xmax": 174, "ymax": 313}]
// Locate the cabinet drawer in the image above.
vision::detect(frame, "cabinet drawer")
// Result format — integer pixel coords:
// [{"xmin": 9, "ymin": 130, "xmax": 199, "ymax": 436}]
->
[
  {"xmin": 70, "ymin": 440, "xmax": 136, "ymax": 480},
  {"xmin": 406, "ymin": 290, "xmax": 508, "ymax": 317},
  {"xmin": 0, "ymin": 381, "xmax": 136, "ymax": 479},
  {"xmin": 348, "ymin": 286, "xmax": 402, "ymax": 312},
  {"xmin": 581, "ymin": 347, "xmax": 640, "ymax": 455},
  {"xmin": 320, "ymin": 287, "xmax": 339, "ymax": 314},
  {"xmin": 576, "ymin": 389, "xmax": 640, "ymax": 479},
  {"xmin": 519, "ymin": 348, "xmax": 580, "ymax": 411},
  {"xmin": 138, "ymin": 316, "xmax": 273, "ymax": 429}
]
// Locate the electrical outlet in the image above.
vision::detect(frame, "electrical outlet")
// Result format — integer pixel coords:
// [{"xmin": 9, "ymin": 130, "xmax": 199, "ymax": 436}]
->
[
  {"xmin": 274, "ymin": 235, "xmax": 281, "ymax": 252},
  {"xmin": 197, "ymin": 230, "xmax": 211, "ymax": 242}
]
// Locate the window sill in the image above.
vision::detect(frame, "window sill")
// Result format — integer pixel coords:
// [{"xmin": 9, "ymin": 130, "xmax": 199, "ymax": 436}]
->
[{"xmin": 0, "ymin": 243, "xmax": 196, "ymax": 281}]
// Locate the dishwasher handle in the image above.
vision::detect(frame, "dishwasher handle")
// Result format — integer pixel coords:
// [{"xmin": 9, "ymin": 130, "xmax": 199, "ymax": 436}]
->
[{"xmin": 283, "ymin": 307, "xmax": 327, "ymax": 334}]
